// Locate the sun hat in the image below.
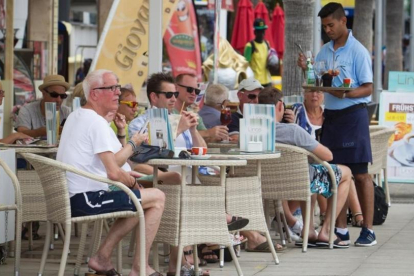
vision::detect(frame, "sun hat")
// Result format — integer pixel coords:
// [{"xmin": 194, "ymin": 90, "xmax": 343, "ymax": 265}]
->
[
  {"xmin": 238, "ymin": 78, "xmax": 264, "ymax": 91},
  {"xmin": 38, "ymin": 74, "xmax": 70, "ymax": 92},
  {"xmin": 253, "ymin": 18, "xmax": 268, "ymax": 30}
]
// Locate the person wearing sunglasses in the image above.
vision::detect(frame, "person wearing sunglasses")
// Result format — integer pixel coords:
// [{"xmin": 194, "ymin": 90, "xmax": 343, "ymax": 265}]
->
[
  {"xmin": 15, "ymin": 74, "xmax": 71, "ymax": 138},
  {"xmin": 228, "ymin": 77, "xmax": 263, "ymax": 142},
  {"xmin": 0, "ymin": 81, "xmax": 32, "ymax": 144}
]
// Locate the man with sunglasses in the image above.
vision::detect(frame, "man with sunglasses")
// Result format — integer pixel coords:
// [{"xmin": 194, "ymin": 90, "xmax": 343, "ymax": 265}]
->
[
  {"xmin": 109, "ymin": 85, "xmax": 139, "ymax": 142},
  {"xmin": 16, "ymin": 74, "xmax": 71, "ymax": 137},
  {"xmin": 228, "ymin": 78, "xmax": 263, "ymax": 142},
  {"xmin": 174, "ymin": 73, "xmax": 231, "ymax": 142}
]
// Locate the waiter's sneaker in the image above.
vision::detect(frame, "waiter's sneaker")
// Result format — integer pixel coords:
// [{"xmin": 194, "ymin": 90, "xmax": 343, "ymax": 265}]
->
[{"xmin": 355, "ymin": 227, "xmax": 377, "ymax": 247}]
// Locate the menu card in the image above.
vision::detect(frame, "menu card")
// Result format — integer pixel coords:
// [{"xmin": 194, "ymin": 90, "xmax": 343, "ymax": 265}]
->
[
  {"xmin": 239, "ymin": 103, "xmax": 275, "ymax": 152},
  {"xmin": 45, "ymin": 102, "xmax": 57, "ymax": 145},
  {"xmin": 147, "ymin": 108, "xmax": 175, "ymax": 151}
]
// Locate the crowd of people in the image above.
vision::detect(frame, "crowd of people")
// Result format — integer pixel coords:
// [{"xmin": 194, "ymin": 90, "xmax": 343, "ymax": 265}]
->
[{"xmin": 0, "ymin": 2, "xmax": 380, "ymax": 276}]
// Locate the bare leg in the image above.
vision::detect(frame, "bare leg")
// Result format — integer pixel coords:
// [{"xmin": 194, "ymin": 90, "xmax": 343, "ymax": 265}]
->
[
  {"xmin": 129, "ymin": 188, "xmax": 165, "ymax": 276},
  {"xmin": 354, "ymin": 173, "xmax": 374, "ymax": 229},
  {"xmin": 240, "ymin": 231, "xmax": 283, "ymax": 250},
  {"xmin": 348, "ymin": 179, "xmax": 364, "ymax": 225},
  {"xmin": 318, "ymin": 165, "xmax": 351, "ymax": 241},
  {"xmin": 299, "ymin": 195, "xmax": 317, "ymax": 240},
  {"xmin": 317, "ymin": 195, "xmax": 328, "ymax": 223},
  {"xmin": 282, "ymin": 201, "xmax": 298, "ymax": 227}
]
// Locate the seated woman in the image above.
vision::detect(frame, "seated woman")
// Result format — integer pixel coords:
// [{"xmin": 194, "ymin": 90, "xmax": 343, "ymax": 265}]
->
[{"xmin": 285, "ymin": 89, "xmax": 364, "ymax": 227}]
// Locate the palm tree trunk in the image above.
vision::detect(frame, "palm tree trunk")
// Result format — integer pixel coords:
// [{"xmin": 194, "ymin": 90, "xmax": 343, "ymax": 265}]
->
[
  {"xmin": 353, "ymin": 0, "xmax": 374, "ymax": 52},
  {"xmin": 384, "ymin": 0, "xmax": 404, "ymax": 89},
  {"xmin": 282, "ymin": 0, "xmax": 314, "ymax": 96}
]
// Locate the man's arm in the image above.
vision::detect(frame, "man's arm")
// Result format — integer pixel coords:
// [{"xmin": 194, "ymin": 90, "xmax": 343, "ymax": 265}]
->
[
  {"xmin": 16, "ymin": 126, "xmax": 47, "ymax": 138},
  {"xmin": 311, "ymin": 144, "xmax": 333, "ymax": 162},
  {"xmin": 190, "ymin": 128, "xmax": 207, "ymax": 147},
  {"xmin": 198, "ymin": 126, "xmax": 229, "ymax": 142},
  {"xmin": 99, "ymin": 151, "xmax": 136, "ymax": 188},
  {"xmin": 113, "ymin": 132, "xmax": 148, "ymax": 167}
]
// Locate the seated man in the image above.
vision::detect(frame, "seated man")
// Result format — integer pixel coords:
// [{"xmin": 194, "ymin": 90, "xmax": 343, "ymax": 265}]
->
[
  {"xmin": 228, "ymin": 78, "xmax": 263, "ymax": 142},
  {"xmin": 198, "ymin": 83, "xmax": 229, "ymax": 129},
  {"xmin": 57, "ymin": 69, "xmax": 165, "ymax": 275},
  {"xmin": 0, "ymin": 83, "xmax": 31, "ymax": 143},
  {"xmin": 174, "ymin": 73, "xmax": 229, "ymax": 142},
  {"xmin": 259, "ymin": 86, "xmax": 352, "ymax": 248},
  {"xmin": 16, "ymin": 75, "xmax": 71, "ymax": 137}
]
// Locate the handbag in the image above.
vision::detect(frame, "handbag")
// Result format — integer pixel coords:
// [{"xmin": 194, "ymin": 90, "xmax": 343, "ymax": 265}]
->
[{"xmin": 129, "ymin": 144, "xmax": 174, "ymax": 163}]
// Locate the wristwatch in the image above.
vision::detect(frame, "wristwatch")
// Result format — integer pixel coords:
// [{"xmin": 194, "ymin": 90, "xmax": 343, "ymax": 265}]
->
[{"xmin": 342, "ymin": 92, "xmax": 346, "ymax": 99}]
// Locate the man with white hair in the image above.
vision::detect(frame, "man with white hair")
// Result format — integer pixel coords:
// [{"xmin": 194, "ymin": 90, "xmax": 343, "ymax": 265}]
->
[
  {"xmin": 57, "ymin": 69, "xmax": 165, "ymax": 276},
  {"xmin": 198, "ymin": 83, "xmax": 229, "ymax": 129}
]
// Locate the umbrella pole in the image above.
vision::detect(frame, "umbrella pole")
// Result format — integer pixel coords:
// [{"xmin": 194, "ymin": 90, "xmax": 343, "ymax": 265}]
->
[{"xmin": 212, "ymin": 0, "xmax": 222, "ymax": 84}]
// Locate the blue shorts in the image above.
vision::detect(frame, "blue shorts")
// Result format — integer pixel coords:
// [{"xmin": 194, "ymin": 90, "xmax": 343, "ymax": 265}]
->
[
  {"xmin": 70, "ymin": 190, "xmax": 141, "ymax": 218},
  {"xmin": 309, "ymin": 164, "xmax": 342, "ymax": 198}
]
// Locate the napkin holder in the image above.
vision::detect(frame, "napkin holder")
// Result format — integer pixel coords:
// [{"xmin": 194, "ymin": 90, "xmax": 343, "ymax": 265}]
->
[{"xmin": 247, "ymin": 141, "xmax": 263, "ymax": 152}]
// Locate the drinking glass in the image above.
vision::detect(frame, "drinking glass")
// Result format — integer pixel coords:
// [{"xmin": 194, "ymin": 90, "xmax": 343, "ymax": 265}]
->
[
  {"xmin": 220, "ymin": 107, "xmax": 232, "ymax": 142},
  {"xmin": 314, "ymin": 61, "xmax": 327, "ymax": 87}
]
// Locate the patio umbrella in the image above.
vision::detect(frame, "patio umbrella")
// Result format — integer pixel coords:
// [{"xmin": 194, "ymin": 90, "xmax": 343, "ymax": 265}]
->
[
  {"xmin": 230, "ymin": 0, "xmax": 255, "ymax": 54},
  {"xmin": 254, "ymin": 0, "xmax": 274, "ymax": 48},
  {"xmin": 271, "ymin": 3, "xmax": 285, "ymax": 59}
]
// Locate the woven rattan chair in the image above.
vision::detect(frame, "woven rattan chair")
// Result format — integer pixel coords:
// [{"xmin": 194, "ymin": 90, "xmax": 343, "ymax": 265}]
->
[
  {"xmin": 233, "ymin": 143, "xmax": 338, "ymax": 252},
  {"xmin": 0, "ymin": 158, "xmax": 22, "ymax": 276},
  {"xmin": 21, "ymin": 153, "xmax": 146, "ymax": 276},
  {"xmin": 368, "ymin": 126, "xmax": 395, "ymax": 206}
]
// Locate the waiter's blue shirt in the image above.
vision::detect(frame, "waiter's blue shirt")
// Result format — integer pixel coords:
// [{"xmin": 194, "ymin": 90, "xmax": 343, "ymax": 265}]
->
[{"xmin": 316, "ymin": 30, "xmax": 373, "ymax": 110}]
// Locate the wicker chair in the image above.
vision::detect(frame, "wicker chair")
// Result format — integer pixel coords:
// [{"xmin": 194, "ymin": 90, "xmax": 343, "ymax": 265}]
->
[
  {"xmin": 21, "ymin": 153, "xmax": 146, "ymax": 276},
  {"xmin": 368, "ymin": 126, "xmax": 395, "ymax": 206},
  {"xmin": 233, "ymin": 143, "xmax": 338, "ymax": 252},
  {"xmin": 0, "ymin": 157, "xmax": 22, "ymax": 276}
]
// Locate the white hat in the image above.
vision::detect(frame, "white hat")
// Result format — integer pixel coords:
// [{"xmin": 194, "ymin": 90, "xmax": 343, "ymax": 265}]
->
[{"xmin": 238, "ymin": 78, "xmax": 263, "ymax": 91}]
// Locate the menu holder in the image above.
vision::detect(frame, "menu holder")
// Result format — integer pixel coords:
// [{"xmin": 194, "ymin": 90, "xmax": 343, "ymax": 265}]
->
[
  {"xmin": 45, "ymin": 102, "xmax": 57, "ymax": 145},
  {"xmin": 147, "ymin": 108, "xmax": 175, "ymax": 152}
]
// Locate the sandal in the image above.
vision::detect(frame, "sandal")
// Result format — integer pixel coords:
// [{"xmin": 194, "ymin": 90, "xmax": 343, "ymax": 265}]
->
[
  {"xmin": 85, "ymin": 268, "xmax": 120, "ymax": 276},
  {"xmin": 183, "ymin": 249, "xmax": 206, "ymax": 267},
  {"xmin": 351, "ymin": 212, "xmax": 364, "ymax": 227},
  {"xmin": 207, "ymin": 233, "xmax": 247, "ymax": 250},
  {"xmin": 198, "ymin": 244, "xmax": 219, "ymax": 264},
  {"xmin": 227, "ymin": 216, "xmax": 249, "ymax": 231}
]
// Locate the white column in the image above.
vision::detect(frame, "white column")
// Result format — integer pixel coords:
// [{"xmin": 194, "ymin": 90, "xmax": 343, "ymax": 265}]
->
[
  {"xmin": 148, "ymin": 0, "xmax": 163, "ymax": 75},
  {"xmin": 374, "ymin": 0, "xmax": 383, "ymax": 103},
  {"xmin": 212, "ymin": 0, "xmax": 222, "ymax": 84},
  {"xmin": 313, "ymin": 0, "xmax": 321, "ymax": 55}
]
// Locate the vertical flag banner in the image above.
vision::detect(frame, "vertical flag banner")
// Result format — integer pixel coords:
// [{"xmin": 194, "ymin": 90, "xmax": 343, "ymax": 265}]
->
[
  {"xmin": 163, "ymin": 0, "xmax": 202, "ymax": 81},
  {"xmin": 91, "ymin": 0, "xmax": 179, "ymax": 93}
]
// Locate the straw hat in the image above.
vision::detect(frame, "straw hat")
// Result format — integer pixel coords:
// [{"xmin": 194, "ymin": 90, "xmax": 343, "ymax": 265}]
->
[{"xmin": 38, "ymin": 74, "xmax": 70, "ymax": 92}]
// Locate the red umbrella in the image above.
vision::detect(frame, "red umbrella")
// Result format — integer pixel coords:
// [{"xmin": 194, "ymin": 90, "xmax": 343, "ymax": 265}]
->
[
  {"xmin": 231, "ymin": 0, "xmax": 255, "ymax": 54},
  {"xmin": 254, "ymin": 1, "xmax": 274, "ymax": 49},
  {"xmin": 271, "ymin": 3, "xmax": 285, "ymax": 59}
]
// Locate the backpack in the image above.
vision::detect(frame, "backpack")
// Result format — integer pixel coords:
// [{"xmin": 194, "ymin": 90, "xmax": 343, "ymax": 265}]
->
[
  {"xmin": 373, "ymin": 181, "xmax": 388, "ymax": 225},
  {"xmin": 250, "ymin": 40, "xmax": 279, "ymax": 75}
]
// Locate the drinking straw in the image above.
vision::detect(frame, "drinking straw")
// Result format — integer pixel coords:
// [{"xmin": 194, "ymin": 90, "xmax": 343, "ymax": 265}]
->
[{"xmin": 180, "ymin": 102, "xmax": 185, "ymax": 114}]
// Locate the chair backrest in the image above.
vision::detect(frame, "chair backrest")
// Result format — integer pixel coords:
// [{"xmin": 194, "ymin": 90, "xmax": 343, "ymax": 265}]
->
[
  {"xmin": 20, "ymin": 153, "xmax": 72, "ymax": 224},
  {"xmin": 233, "ymin": 143, "xmax": 311, "ymax": 201},
  {"xmin": 368, "ymin": 127, "xmax": 395, "ymax": 174},
  {"xmin": 17, "ymin": 170, "xmax": 47, "ymax": 222}
]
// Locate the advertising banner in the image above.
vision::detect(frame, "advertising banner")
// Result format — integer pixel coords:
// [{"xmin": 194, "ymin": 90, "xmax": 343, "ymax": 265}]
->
[
  {"xmin": 163, "ymin": 0, "xmax": 202, "ymax": 81},
  {"xmin": 388, "ymin": 71, "xmax": 414, "ymax": 92},
  {"xmin": 91, "ymin": 0, "xmax": 179, "ymax": 93},
  {"xmin": 379, "ymin": 92, "xmax": 414, "ymax": 183},
  {"xmin": 208, "ymin": 0, "xmax": 234, "ymax": 11}
]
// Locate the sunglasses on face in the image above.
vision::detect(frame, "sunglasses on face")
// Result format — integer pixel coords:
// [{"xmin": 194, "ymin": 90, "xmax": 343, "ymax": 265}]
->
[
  {"xmin": 177, "ymin": 84, "xmax": 201, "ymax": 95},
  {"xmin": 120, "ymin": 100, "xmax": 138, "ymax": 108},
  {"xmin": 155, "ymin": 91, "xmax": 179, "ymax": 99},
  {"xmin": 45, "ymin": 90, "xmax": 68, "ymax": 99},
  {"xmin": 93, "ymin": 85, "xmax": 121, "ymax": 92},
  {"xmin": 241, "ymin": 92, "xmax": 258, "ymax": 100}
]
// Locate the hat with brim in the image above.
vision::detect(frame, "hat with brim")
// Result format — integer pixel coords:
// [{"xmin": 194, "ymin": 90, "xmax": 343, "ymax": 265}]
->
[
  {"xmin": 38, "ymin": 74, "xmax": 70, "ymax": 92},
  {"xmin": 254, "ymin": 18, "xmax": 268, "ymax": 30},
  {"xmin": 238, "ymin": 78, "xmax": 264, "ymax": 91}
]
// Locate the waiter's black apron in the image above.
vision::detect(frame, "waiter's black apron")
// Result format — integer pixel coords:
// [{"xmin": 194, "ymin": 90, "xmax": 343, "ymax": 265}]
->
[{"xmin": 321, "ymin": 103, "xmax": 372, "ymax": 164}]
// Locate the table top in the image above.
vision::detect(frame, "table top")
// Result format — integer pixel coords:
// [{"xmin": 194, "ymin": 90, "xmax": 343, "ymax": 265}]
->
[
  {"xmin": 207, "ymin": 141, "xmax": 239, "ymax": 148},
  {"xmin": 0, "ymin": 144, "xmax": 58, "ymax": 154},
  {"xmin": 211, "ymin": 149, "xmax": 281, "ymax": 160},
  {"xmin": 146, "ymin": 156, "xmax": 247, "ymax": 166}
]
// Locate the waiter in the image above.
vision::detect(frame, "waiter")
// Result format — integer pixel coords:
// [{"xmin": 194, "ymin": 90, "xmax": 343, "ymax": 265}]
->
[{"xmin": 298, "ymin": 2, "xmax": 375, "ymax": 247}]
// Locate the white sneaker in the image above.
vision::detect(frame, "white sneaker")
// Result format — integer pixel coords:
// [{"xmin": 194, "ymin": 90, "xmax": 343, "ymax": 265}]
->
[
  {"xmin": 273, "ymin": 220, "xmax": 302, "ymax": 242},
  {"xmin": 289, "ymin": 220, "xmax": 303, "ymax": 236}
]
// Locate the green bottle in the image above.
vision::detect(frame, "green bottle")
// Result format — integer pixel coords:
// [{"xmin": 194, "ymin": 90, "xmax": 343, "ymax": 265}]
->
[{"xmin": 306, "ymin": 58, "xmax": 316, "ymax": 85}]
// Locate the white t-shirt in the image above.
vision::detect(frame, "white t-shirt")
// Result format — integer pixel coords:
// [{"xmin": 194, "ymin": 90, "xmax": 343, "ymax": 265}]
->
[{"xmin": 57, "ymin": 108, "xmax": 131, "ymax": 197}]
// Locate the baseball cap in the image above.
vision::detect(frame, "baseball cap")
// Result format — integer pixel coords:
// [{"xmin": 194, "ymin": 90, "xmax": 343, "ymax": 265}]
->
[
  {"xmin": 238, "ymin": 78, "xmax": 264, "ymax": 91},
  {"xmin": 253, "ymin": 18, "xmax": 268, "ymax": 30}
]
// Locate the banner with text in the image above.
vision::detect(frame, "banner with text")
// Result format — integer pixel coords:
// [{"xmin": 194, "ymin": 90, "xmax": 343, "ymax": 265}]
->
[
  {"xmin": 91, "ymin": 0, "xmax": 179, "ymax": 93},
  {"xmin": 388, "ymin": 71, "xmax": 414, "ymax": 92},
  {"xmin": 379, "ymin": 92, "xmax": 414, "ymax": 183},
  {"xmin": 164, "ymin": 0, "xmax": 202, "ymax": 81}
]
